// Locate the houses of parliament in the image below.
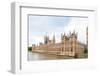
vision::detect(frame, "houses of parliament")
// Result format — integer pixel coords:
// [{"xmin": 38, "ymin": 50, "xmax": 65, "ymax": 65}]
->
[{"xmin": 32, "ymin": 27, "xmax": 88, "ymax": 57}]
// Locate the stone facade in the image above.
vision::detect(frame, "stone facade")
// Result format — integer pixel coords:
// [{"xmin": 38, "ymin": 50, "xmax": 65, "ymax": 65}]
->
[{"xmin": 32, "ymin": 29, "xmax": 87, "ymax": 57}]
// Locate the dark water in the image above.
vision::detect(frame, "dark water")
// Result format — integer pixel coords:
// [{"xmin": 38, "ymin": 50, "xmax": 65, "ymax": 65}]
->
[{"xmin": 28, "ymin": 51, "xmax": 73, "ymax": 61}]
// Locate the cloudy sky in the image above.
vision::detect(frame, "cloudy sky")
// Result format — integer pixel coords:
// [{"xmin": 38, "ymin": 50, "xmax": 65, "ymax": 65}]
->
[{"xmin": 28, "ymin": 15, "xmax": 88, "ymax": 46}]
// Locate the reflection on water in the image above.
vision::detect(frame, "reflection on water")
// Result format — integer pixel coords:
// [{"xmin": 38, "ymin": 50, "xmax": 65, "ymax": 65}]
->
[{"xmin": 28, "ymin": 51, "xmax": 73, "ymax": 61}]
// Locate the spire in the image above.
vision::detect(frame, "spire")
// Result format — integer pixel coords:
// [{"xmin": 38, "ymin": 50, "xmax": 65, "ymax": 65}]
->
[{"xmin": 53, "ymin": 34, "xmax": 55, "ymax": 44}]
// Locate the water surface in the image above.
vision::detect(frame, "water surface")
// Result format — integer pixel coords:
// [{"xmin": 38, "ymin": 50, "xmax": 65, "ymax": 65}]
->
[{"xmin": 28, "ymin": 51, "xmax": 73, "ymax": 61}]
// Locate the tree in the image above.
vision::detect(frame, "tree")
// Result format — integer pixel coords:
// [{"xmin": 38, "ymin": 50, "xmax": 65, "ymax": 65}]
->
[
  {"xmin": 28, "ymin": 47, "xmax": 32, "ymax": 51},
  {"xmin": 84, "ymin": 48, "xmax": 88, "ymax": 54}
]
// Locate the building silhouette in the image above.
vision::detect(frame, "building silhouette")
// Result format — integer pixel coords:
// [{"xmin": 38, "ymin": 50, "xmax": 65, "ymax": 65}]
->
[{"xmin": 32, "ymin": 28, "xmax": 87, "ymax": 57}]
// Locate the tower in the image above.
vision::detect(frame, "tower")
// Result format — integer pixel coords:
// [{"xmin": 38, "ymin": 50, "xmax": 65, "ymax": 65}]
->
[
  {"xmin": 53, "ymin": 34, "xmax": 55, "ymax": 44},
  {"xmin": 61, "ymin": 33, "xmax": 63, "ymax": 52},
  {"xmin": 44, "ymin": 35, "xmax": 47, "ymax": 44},
  {"xmin": 61, "ymin": 33, "xmax": 63, "ymax": 41},
  {"xmin": 44, "ymin": 35, "xmax": 49, "ymax": 44},
  {"xmin": 63, "ymin": 33, "xmax": 66, "ymax": 53},
  {"xmin": 71, "ymin": 31, "xmax": 77, "ymax": 56},
  {"xmin": 61, "ymin": 33, "xmax": 68, "ymax": 54},
  {"xmin": 86, "ymin": 27, "xmax": 88, "ymax": 48}
]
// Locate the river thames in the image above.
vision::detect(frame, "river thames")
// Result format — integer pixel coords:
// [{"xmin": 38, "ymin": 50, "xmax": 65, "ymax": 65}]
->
[{"xmin": 28, "ymin": 51, "xmax": 75, "ymax": 61}]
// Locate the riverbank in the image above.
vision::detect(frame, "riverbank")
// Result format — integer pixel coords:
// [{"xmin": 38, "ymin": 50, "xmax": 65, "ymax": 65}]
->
[{"xmin": 28, "ymin": 51, "xmax": 88, "ymax": 61}]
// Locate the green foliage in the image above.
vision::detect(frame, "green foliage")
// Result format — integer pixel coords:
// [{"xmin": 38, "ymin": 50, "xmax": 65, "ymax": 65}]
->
[
  {"xmin": 84, "ymin": 48, "xmax": 88, "ymax": 54},
  {"xmin": 28, "ymin": 47, "xmax": 32, "ymax": 51}
]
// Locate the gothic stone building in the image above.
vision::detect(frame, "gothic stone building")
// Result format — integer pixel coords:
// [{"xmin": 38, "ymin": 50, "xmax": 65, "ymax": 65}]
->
[{"xmin": 32, "ymin": 29, "xmax": 88, "ymax": 57}]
